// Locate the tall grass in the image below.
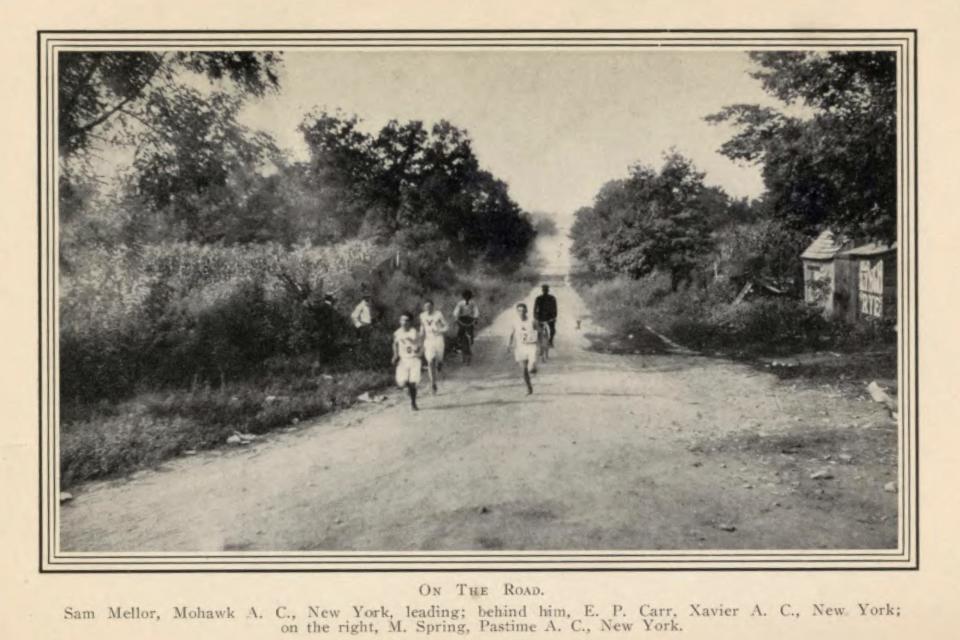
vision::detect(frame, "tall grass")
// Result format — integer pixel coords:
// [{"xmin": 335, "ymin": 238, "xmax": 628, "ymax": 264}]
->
[
  {"xmin": 60, "ymin": 240, "xmax": 380, "ymax": 403},
  {"xmin": 60, "ymin": 369, "xmax": 392, "ymax": 488},
  {"xmin": 574, "ymin": 272, "xmax": 895, "ymax": 357}
]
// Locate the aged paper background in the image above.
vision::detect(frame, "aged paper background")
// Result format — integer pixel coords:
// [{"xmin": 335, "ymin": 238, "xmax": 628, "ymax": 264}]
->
[{"xmin": 2, "ymin": 1, "xmax": 958, "ymax": 638}]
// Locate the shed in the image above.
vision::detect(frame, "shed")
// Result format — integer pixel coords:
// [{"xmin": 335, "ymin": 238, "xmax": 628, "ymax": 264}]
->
[
  {"xmin": 832, "ymin": 243, "xmax": 897, "ymax": 323},
  {"xmin": 800, "ymin": 230, "xmax": 848, "ymax": 314}
]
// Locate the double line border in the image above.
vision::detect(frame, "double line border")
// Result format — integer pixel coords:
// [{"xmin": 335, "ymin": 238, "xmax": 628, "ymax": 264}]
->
[{"xmin": 37, "ymin": 30, "xmax": 918, "ymax": 572}]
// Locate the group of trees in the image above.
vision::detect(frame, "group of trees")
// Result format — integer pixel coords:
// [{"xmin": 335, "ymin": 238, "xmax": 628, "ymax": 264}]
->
[
  {"xmin": 572, "ymin": 51, "xmax": 898, "ymax": 293},
  {"xmin": 296, "ymin": 111, "xmax": 534, "ymax": 268},
  {"xmin": 707, "ymin": 51, "xmax": 897, "ymax": 244},
  {"xmin": 59, "ymin": 51, "xmax": 534, "ymax": 271},
  {"xmin": 571, "ymin": 152, "xmax": 731, "ymax": 291}
]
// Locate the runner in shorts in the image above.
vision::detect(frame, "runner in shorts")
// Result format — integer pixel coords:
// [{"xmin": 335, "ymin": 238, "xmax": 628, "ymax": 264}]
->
[
  {"xmin": 507, "ymin": 302, "xmax": 538, "ymax": 395},
  {"xmin": 452, "ymin": 289, "xmax": 479, "ymax": 364},
  {"xmin": 419, "ymin": 299, "xmax": 448, "ymax": 394},
  {"xmin": 392, "ymin": 312, "xmax": 423, "ymax": 410}
]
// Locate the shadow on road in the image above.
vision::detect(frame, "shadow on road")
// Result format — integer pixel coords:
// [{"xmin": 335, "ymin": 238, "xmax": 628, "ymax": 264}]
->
[{"xmin": 421, "ymin": 398, "xmax": 548, "ymax": 411}]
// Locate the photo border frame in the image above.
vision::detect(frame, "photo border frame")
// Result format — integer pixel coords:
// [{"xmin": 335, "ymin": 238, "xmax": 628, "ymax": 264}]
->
[{"xmin": 37, "ymin": 29, "xmax": 918, "ymax": 572}]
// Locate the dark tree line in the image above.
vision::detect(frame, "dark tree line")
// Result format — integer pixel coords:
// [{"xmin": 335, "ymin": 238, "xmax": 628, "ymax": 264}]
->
[{"xmin": 296, "ymin": 111, "xmax": 534, "ymax": 268}]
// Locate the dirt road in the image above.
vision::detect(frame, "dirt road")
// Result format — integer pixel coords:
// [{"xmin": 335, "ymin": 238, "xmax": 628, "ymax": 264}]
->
[{"xmin": 61, "ymin": 283, "xmax": 897, "ymax": 552}]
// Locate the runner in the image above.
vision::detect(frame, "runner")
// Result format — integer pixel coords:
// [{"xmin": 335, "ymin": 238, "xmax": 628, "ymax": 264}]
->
[
  {"xmin": 452, "ymin": 289, "xmax": 480, "ymax": 364},
  {"xmin": 419, "ymin": 299, "xmax": 448, "ymax": 394},
  {"xmin": 507, "ymin": 302, "xmax": 538, "ymax": 395},
  {"xmin": 392, "ymin": 311, "xmax": 423, "ymax": 411}
]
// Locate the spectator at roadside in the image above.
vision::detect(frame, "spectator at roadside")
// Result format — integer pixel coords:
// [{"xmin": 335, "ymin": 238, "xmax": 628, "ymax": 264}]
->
[{"xmin": 351, "ymin": 294, "xmax": 373, "ymax": 335}]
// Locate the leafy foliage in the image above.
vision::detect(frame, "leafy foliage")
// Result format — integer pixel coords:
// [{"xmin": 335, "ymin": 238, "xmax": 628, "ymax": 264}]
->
[
  {"xmin": 298, "ymin": 110, "xmax": 535, "ymax": 268},
  {"xmin": 717, "ymin": 218, "xmax": 811, "ymax": 293},
  {"xmin": 571, "ymin": 152, "xmax": 723, "ymax": 290},
  {"xmin": 129, "ymin": 89, "xmax": 286, "ymax": 243},
  {"xmin": 58, "ymin": 51, "xmax": 281, "ymax": 158},
  {"xmin": 707, "ymin": 51, "xmax": 897, "ymax": 243},
  {"xmin": 59, "ymin": 240, "xmax": 379, "ymax": 401}
]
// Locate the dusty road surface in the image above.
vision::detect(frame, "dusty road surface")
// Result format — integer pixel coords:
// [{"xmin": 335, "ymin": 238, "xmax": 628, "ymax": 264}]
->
[{"xmin": 61, "ymin": 283, "xmax": 898, "ymax": 552}]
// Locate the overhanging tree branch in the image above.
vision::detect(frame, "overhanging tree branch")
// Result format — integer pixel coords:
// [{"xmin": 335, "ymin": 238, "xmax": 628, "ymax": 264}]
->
[{"xmin": 64, "ymin": 60, "xmax": 164, "ymax": 143}]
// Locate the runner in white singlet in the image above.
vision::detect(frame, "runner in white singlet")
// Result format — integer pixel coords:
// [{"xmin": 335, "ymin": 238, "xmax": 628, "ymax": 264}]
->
[
  {"xmin": 507, "ymin": 302, "xmax": 538, "ymax": 395},
  {"xmin": 419, "ymin": 300, "xmax": 448, "ymax": 394},
  {"xmin": 392, "ymin": 312, "xmax": 423, "ymax": 410}
]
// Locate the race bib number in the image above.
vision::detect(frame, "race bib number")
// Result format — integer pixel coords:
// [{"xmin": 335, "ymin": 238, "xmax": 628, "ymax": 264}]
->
[{"xmin": 397, "ymin": 332, "xmax": 420, "ymax": 357}]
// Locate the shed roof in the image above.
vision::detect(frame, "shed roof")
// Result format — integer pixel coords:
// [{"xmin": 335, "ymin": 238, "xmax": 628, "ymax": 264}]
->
[
  {"xmin": 838, "ymin": 242, "xmax": 896, "ymax": 257},
  {"xmin": 801, "ymin": 230, "xmax": 847, "ymax": 260}
]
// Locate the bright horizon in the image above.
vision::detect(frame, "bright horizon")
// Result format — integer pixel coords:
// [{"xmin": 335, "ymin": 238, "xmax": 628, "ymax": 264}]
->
[{"xmin": 241, "ymin": 50, "xmax": 791, "ymax": 228}]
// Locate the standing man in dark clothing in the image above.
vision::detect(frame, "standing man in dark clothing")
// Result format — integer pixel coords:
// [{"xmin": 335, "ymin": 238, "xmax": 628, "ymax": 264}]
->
[{"xmin": 534, "ymin": 284, "xmax": 558, "ymax": 347}]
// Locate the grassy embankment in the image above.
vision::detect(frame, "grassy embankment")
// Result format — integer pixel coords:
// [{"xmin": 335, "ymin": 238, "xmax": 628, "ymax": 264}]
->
[
  {"xmin": 60, "ymin": 241, "xmax": 537, "ymax": 488},
  {"xmin": 571, "ymin": 272, "xmax": 897, "ymax": 391}
]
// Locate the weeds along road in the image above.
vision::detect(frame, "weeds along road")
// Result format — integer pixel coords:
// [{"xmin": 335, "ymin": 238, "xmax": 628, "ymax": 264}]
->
[{"xmin": 61, "ymin": 282, "xmax": 898, "ymax": 552}]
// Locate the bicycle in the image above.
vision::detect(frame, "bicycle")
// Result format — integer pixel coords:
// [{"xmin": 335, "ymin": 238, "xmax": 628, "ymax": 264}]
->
[{"xmin": 455, "ymin": 316, "xmax": 476, "ymax": 364}]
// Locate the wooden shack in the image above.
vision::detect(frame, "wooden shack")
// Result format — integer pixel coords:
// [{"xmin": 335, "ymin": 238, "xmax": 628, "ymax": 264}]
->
[
  {"xmin": 832, "ymin": 243, "xmax": 897, "ymax": 323},
  {"xmin": 801, "ymin": 230, "xmax": 896, "ymax": 323},
  {"xmin": 800, "ymin": 230, "xmax": 847, "ymax": 314}
]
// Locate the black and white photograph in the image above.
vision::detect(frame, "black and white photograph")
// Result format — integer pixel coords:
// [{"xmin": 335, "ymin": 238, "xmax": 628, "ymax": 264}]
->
[{"xmin": 40, "ymin": 32, "xmax": 916, "ymax": 568}]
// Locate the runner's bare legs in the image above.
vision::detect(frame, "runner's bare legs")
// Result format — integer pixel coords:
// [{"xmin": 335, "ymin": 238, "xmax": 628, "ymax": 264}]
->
[
  {"xmin": 419, "ymin": 300, "xmax": 447, "ymax": 394},
  {"xmin": 508, "ymin": 303, "xmax": 536, "ymax": 394}
]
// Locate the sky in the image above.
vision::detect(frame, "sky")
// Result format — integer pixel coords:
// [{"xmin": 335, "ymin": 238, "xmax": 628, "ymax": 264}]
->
[{"xmin": 240, "ymin": 50, "xmax": 788, "ymax": 227}]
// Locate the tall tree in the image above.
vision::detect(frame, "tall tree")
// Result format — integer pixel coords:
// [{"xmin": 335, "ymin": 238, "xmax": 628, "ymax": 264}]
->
[
  {"xmin": 297, "ymin": 111, "xmax": 534, "ymax": 268},
  {"xmin": 707, "ymin": 51, "xmax": 897, "ymax": 244},
  {"xmin": 571, "ymin": 152, "xmax": 720, "ymax": 290},
  {"xmin": 127, "ymin": 87, "xmax": 284, "ymax": 243}
]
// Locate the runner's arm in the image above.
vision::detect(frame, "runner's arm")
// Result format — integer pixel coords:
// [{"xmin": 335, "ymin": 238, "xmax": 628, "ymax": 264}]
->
[{"xmin": 391, "ymin": 336, "xmax": 399, "ymax": 364}]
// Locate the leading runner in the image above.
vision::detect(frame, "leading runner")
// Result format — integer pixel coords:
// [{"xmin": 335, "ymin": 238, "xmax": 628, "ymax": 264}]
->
[
  {"xmin": 507, "ymin": 302, "xmax": 538, "ymax": 395},
  {"xmin": 392, "ymin": 311, "xmax": 424, "ymax": 410}
]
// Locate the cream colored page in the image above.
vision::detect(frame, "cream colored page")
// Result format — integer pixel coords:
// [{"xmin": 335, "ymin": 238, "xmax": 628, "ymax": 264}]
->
[{"xmin": 2, "ymin": 1, "xmax": 958, "ymax": 638}]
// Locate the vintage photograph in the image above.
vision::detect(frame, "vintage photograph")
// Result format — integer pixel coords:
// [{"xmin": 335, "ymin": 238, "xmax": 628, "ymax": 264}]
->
[{"xmin": 45, "ymin": 34, "xmax": 912, "ymax": 564}]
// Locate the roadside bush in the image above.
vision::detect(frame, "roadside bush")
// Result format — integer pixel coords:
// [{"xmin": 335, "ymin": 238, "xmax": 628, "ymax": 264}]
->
[
  {"xmin": 59, "ymin": 241, "xmax": 378, "ymax": 404},
  {"xmin": 60, "ymin": 327, "xmax": 143, "ymax": 401},
  {"xmin": 672, "ymin": 298, "xmax": 829, "ymax": 355},
  {"xmin": 828, "ymin": 315, "xmax": 898, "ymax": 351},
  {"xmin": 573, "ymin": 272, "xmax": 891, "ymax": 357}
]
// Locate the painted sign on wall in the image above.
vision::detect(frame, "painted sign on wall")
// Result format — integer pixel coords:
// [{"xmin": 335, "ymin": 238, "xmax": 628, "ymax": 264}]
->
[{"xmin": 858, "ymin": 258, "xmax": 884, "ymax": 318}]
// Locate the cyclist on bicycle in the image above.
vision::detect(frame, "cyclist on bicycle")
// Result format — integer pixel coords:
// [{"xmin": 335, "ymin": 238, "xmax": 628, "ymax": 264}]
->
[{"xmin": 452, "ymin": 289, "xmax": 480, "ymax": 365}]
